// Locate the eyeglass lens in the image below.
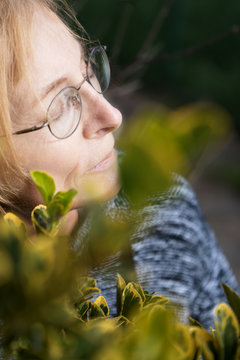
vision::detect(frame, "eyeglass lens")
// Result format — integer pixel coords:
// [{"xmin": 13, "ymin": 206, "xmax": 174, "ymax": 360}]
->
[
  {"xmin": 88, "ymin": 46, "xmax": 110, "ymax": 94},
  {"xmin": 47, "ymin": 46, "xmax": 110, "ymax": 139}
]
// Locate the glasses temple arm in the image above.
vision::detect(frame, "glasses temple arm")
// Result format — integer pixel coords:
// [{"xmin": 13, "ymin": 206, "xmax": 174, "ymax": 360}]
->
[{"xmin": 13, "ymin": 122, "xmax": 48, "ymax": 135}]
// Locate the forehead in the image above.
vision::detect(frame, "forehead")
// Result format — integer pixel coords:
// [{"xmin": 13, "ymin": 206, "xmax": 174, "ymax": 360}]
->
[
  {"xmin": 31, "ymin": 6, "xmax": 81, "ymax": 85},
  {"xmin": 14, "ymin": 5, "xmax": 83, "ymax": 111}
]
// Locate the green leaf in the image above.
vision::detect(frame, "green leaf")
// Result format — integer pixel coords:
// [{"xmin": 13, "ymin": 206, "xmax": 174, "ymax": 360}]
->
[
  {"xmin": 76, "ymin": 301, "xmax": 91, "ymax": 321},
  {"xmin": 143, "ymin": 289, "xmax": 168, "ymax": 307},
  {"xmin": 132, "ymin": 282, "xmax": 145, "ymax": 303},
  {"xmin": 214, "ymin": 302, "xmax": 239, "ymax": 360},
  {"xmin": 122, "ymin": 283, "xmax": 143, "ymax": 320},
  {"xmin": 4, "ymin": 213, "xmax": 27, "ymax": 239},
  {"xmin": 31, "ymin": 205, "xmax": 53, "ymax": 235},
  {"xmin": 47, "ymin": 189, "xmax": 77, "ymax": 220},
  {"xmin": 117, "ymin": 274, "xmax": 126, "ymax": 316},
  {"xmin": 94, "ymin": 296, "xmax": 109, "ymax": 317},
  {"xmin": 90, "ymin": 302, "xmax": 106, "ymax": 319},
  {"xmin": 31, "ymin": 171, "xmax": 55, "ymax": 206},
  {"xmin": 189, "ymin": 317, "xmax": 204, "ymax": 328},
  {"xmin": 109, "ymin": 315, "xmax": 131, "ymax": 328},
  {"xmin": 222, "ymin": 283, "xmax": 240, "ymax": 324},
  {"xmin": 146, "ymin": 295, "xmax": 169, "ymax": 306},
  {"xmin": 190, "ymin": 327, "xmax": 217, "ymax": 360},
  {"xmin": 77, "ymin": 277, "xmax": 101, "ymax": 300},
  {"xmin": 172, "ymin": 323, "xmax": 195, "ymax": 359}
]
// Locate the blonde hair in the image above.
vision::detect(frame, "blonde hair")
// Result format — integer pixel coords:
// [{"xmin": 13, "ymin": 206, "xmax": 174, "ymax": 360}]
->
[{"xmin": 0, "ymin": 0, "xmax": 87, "ymax": 215}]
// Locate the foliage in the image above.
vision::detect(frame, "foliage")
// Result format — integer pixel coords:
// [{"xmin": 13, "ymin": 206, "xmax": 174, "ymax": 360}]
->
[
  {"xmin": 0, "ymin": 172, "xmax": 240, "ymax": 359},
  {"xmin": 30, "ymin": 170, "xmax": 77, "ymax": 236},
  {"xmin": 118, "ymin": 102, "xmax": 232, "ymax": 205}
]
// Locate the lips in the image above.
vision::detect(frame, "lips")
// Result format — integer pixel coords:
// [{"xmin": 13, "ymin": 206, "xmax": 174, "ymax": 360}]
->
[{"xmin": 87, "ymin": 149, "xmax": 116, "ymax": 173}]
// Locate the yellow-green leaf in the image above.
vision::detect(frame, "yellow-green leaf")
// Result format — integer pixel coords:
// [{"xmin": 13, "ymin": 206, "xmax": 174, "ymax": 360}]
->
[
  {"xmin": 190, "ymin": 327, "xmax": 217, "ymax": 360},
  {"xmin": 94, "ymin": 296, "xmax": 109, "ymax": 317},
  {"xmin": 90, "ymin": 302, "xmax": 106, "ymax": 319},
  {"xmin": 117, "ymin": 273, "xmax": 126, "ymax": 315},
  {"xmin": 122, "ymin": 282, "xmax": 143, "ymax": 320},
  {"xmin": 31, "ymin": 205, "xmax": 54, "ymax": 235},
  {"xmin": 31, "ymin": 170, "xmax": 55, "ymax": 206},
  {"xmin": 214, "ymin": 302, "xmax": 239, "ymax": 360},
  {"xmin": 222, "ymin": 283, "xmax": 240, "ymax": 324}
]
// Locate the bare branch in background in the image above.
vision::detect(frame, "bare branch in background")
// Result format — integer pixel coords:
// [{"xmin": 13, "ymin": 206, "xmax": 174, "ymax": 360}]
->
[
  {"xmin": 120, "ymin": 0, "xmax": 175, "ymax": 80},
  {"xmin": 118, "ymin": 24, "xmax": 239, "ymax": 86},
  {"xmin": 109, "ymin": 79, "xmax": 142, "ymax": 98},
  {"xmin": 120, "ymin": 45, "xmax": 160, "ymax": 80},
  {"xmin": 153, "ymin": 25, "xmax": 239, "ymax": 63},
  {"xmin": 140, "ymin": 0, "xmax": 175, "ymax": 55},
  {"xmin": 112, "ymin": 3, "xmax": 134, "ymax": 62}
]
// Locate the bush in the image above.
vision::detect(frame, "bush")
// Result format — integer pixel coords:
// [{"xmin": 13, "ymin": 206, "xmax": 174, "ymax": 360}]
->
[{"xmin": 0, "ymin": 171, "xmax": 239, "ymax": 360}]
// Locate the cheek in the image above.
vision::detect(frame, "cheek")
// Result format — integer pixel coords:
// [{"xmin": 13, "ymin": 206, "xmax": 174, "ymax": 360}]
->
[
  {"xmin": 70, "ymin": 159, "xmax": 121, "ymax": 208},
  {"xmin": 13, "ymin": 136, "xmax": 85, "ymax": 191}
]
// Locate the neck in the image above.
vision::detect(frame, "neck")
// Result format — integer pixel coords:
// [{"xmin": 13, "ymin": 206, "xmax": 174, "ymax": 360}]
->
[{"xmin": 58, "ymin": 209, "xmax": 79, "ymax": 235}]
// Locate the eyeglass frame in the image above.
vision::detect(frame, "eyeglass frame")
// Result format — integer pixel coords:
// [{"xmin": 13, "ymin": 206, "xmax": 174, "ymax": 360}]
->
[{"xmin": 12, "ymin": 45, "xmax": 109, "ymax": 139}]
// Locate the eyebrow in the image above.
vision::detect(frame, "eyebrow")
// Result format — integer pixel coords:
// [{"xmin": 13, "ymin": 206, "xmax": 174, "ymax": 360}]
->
[
  {"xmin": 33, "ymin": 42, "xmax": 84, "ymax": 107},
  {"xmin": 40, "ymin": 76, "xmax": 69, "ymax": 101}
]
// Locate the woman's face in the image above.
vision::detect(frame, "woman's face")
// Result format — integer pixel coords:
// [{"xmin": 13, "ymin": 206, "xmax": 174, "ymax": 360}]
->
[{"xmin": 12, "ymin": 6, "xmax": 122, "ymax": 211}]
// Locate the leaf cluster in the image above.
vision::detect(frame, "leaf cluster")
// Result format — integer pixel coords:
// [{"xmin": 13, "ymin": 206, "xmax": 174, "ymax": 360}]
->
[
  {"xmin": 1, "ymin": 198, "xmax": 240, "ymax": 360},
  {"xmin": 30, "ymin": 170, "xmax": 77, "ymax": 236},
  {"xmin": 0, "ymin": 107, "xmax": 238, "ymax": 360}
]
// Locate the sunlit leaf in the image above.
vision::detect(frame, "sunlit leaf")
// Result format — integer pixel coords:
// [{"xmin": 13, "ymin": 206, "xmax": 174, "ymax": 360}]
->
[
  {"xmin": 117, "ymin": 273, "xmax": 126, "ymax": 315},
  {"xmin": 31, "ymin": 205, "xmax": 53, "ymax": 235},
  {"xmin": 190, "ymin": 326, "xmax": 217, "ymax": 360},
  {"xmin": 122, "ymin": 283, "xmax": 143, "ymax": 320},
  {"xmin": 31, "ymin": 171, "xmax": 55, "ymax": 206},
  {"xmin": 214, "ymin": 302, "xmax": 239, "ymax": 360},
  {"xmin": 90, "ymin": 302, "xmax": 106, "ymax": 319},
  {"xmin": 222, "ymin": 283, "xmax": 240, "ymax": 324},
  {"xmin": 47, "ymin": 189, "xmax": 77, "ymax": 220},
  {"xmin": 94, "ymin": 296, "xmax": 109, "ymax": 317},
  {"xmin": 3, "ymin": 213, "xmax": 27, "ymax": 238}
]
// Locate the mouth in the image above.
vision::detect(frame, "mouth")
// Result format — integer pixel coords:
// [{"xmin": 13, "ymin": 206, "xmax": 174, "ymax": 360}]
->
[{"xmin": 87, "ymin": 149, "xmax": 117, "ymax": 173}]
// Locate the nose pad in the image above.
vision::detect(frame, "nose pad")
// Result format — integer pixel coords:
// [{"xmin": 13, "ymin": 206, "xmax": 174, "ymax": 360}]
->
[{"xmin": 82, "ymin": 91, "xmax": 122, "ymax": 139}]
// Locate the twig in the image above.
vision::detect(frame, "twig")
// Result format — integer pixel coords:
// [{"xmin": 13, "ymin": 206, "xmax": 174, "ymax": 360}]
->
[
  {"xmin": 120, "ymin": 0, "xmax": 175, "ymax": 79},
  {"xmin": 119, "ymin": 25, "xmax": 239, "ymax": 82},
  {"xmin": 120, "ymin": 46, "xmax": 160, "ymax": 79},
  {"xmin": 112, "ymin": 3, "xmax": 133, "ymax": 62},
  {"xmin": 151, "ymin": 25, "xmax": 239, "ymax": 63},
  {"xmin": 140, "ymin": 0, "xmax": 175, "ymax": 55}
]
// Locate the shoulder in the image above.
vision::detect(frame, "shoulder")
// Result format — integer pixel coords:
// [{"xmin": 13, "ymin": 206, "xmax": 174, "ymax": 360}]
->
[{"xmin": 132, "ymin": 174, "xmax": 209, "ymax": 244}]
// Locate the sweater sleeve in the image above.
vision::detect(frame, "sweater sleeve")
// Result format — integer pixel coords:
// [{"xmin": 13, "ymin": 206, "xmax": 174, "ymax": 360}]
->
[{"xmin": 131, "ymin": 176, "xmax": 239, "ymax": 329}]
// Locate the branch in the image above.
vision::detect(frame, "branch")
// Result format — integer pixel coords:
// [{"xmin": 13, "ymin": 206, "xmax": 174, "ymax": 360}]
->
[
  {"xmin": 140, "ymin": 0, "xmax": 175, "ymax": 55},
  {"xmin": 121, "ymin": 0, "xmax": 175, "ymax": 79},
  {"xmin": 151, "ymin": 25, "xmax": 239, "ymax": 64},
  {"xmin": 111, "ymin": 3, "xmax": 134, "ymax": 62}
]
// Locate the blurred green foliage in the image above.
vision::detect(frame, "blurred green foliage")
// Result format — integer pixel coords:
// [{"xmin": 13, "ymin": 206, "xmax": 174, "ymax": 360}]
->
[
  {"xmin": 118, "ymin": 102, "xmax": 232, "ymax": 205},
  {"xmin": 0, "ymin": 103, "xmax": 238, "ymax": 359},
  {"xmin": 1, "ymin": 203, "xmax": 240, "ymax": 359},
  {"xmin": 70, "ymin": 0, "xmax": 240, "ymax": 130}
]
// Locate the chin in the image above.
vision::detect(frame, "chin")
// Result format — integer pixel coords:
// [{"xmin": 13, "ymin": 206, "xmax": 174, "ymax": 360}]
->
[{"xmin": 71, "ymin": 161, "xmax": 121, "ymax": 208}]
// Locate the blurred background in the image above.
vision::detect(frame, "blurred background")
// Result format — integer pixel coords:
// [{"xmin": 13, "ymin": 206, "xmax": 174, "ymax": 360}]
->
[{"xmin": 70, "ymin": 0, "xmax": 240, "ymax": 283}]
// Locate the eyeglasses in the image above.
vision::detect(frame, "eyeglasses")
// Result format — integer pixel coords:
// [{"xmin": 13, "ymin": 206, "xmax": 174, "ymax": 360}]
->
[{"xmin": 13, "ymin": 45, "xmax": 110, "ymax": 139}]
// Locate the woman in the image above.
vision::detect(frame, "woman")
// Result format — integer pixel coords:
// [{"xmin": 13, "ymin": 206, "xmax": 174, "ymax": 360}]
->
[
  {"xmin": 0, "ymin": 0, "xmax": 238, "ymax": 329},
  {"xmin": 0, "ymin": 0, "xmax": 122, "ymax": 233}
]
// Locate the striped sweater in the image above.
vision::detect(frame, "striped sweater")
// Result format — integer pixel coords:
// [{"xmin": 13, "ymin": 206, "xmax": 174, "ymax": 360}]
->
[{"xmin": 73, "ymin": 176, "xmax": 239, "ymax": 330}]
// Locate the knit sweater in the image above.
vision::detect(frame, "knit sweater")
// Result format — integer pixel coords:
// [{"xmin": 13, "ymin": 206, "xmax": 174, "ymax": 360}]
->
[{"xmin": 73, "ymin": 176, "xmax": 239, "ymax": 330}]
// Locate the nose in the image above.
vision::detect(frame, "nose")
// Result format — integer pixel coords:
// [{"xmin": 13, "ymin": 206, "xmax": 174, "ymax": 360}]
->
[{"xmin": 81, "ymin": 86, "xmax": 122, "ymax": 139}]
